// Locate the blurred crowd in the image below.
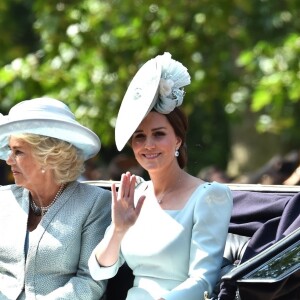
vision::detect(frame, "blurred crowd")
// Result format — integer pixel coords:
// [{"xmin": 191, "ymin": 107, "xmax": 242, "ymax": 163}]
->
[
  {"xmin": 2, "ymin": 150, "xmax": 300, "ymax": 186},
  {"xmin": 199, "ymin": 150, "xmax": 300, "ymax": 185},
  {"xmin": 1, "ymin": 153, "xmax": 145, "ymax": 185}
]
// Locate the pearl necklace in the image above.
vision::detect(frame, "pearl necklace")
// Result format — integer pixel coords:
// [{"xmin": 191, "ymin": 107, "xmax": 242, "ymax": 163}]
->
[{"xmin": 30, "ymin": 184, "xmax": 65, "ymax": 216}]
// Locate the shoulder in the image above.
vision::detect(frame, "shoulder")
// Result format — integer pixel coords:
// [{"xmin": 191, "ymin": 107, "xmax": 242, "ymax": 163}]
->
[
  {"xmin": 0, "ymin": 185, "xmax": 25, "ymax": 210},
  {"xmin": 204, "ymin": 181, "xmax": 232, "ymax": 194},
  {"xmin": 0, "ymin": 184, "xmax": 13, "ymax": 192},
  {"xmin": 195, "ymin": 181, "xmax": 233, "ymax": 206},
  {"xmin": 0, "ymin": 184, "xmax": 24, "ymax": 196},
  {"xmin": 68, "ymin": 181, "xmax": 111, "ymax": 207},
  {"xmin": 73, "ymin": 181, "xmax": 111, "ymax": 195},
  {"xmin": 192, "ymin": 182, "xmax": 233, "ymax": 225}
]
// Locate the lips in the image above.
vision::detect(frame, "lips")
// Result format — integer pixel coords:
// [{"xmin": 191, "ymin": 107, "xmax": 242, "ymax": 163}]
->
[
  {"xmin": 143, "ymin": 153, "xmax": 160, "ymax": 159},
  {"xmin": 11, "ymin": 169, "xmax": 20, "ymax": 175}
]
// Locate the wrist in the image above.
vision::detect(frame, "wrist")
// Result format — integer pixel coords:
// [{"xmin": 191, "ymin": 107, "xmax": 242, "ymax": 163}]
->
[{"xmin": 111, "ymin": 224, "xmax": 127, "ymax": 238}]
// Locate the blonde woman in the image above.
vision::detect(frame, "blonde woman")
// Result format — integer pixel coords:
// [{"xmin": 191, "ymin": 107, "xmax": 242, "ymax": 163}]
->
[{"xmin": 0, "ymin": 98, "xmax": 111, "ymax": 299}]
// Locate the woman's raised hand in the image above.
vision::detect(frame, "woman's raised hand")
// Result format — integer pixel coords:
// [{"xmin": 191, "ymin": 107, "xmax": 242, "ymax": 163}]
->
[{"xmin": 111, "ymin": 172, "xmax": 145, "ymax": 234}]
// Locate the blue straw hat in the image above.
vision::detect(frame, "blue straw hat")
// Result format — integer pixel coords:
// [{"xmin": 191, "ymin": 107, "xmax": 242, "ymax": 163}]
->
[{"xmin": 0, "ymin": 97, "xmax": 100, "ymax": 161}]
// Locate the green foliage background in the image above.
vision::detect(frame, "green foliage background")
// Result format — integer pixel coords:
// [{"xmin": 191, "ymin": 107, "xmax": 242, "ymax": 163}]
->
[{"xmin": 1, "ymin": 0, "xmax": 300, "ymax": 176}]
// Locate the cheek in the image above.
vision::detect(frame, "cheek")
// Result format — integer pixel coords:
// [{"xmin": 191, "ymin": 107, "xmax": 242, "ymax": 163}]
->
[
  {"xmin": 23, "ymin": 161, "xmax": 40, "ymax": 176},
  {"xmin": 131, "ymin": 141, "xmax": 143, "ymax": 153},
  {"xmin": 21, "ymin": 163, "xmax": 33, "ymax": 176},
  {"xmin": 162, "ymin": 138, "xmax": 176, "ymax": 150}
]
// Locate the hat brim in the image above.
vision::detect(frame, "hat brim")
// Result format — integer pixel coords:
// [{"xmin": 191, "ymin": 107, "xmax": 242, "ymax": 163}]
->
[
  {"xmin": 115, "ymin": 58, "xmax": 162, "ymax": 151},
  {"xmin": 0, "ymin": 118, "xmax": 100, "ymax": 161}
]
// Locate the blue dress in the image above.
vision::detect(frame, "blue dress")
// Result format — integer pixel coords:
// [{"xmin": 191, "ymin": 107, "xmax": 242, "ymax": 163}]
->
[{"xmin": 89, "ymin": 181, "xmax": 233, "ymax": 300}]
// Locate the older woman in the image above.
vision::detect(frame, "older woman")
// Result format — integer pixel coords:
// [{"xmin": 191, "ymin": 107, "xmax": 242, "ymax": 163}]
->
[{"xmin": 0, "ymin": 98, "xmax": 111, "ymax": 299}]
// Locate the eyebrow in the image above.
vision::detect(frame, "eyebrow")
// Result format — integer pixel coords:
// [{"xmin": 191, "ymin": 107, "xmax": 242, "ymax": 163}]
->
[
  {"xmin": 134, "ymin": 126, "xmax": 166, "ymax": 134},
  {"xmin": 8, "ymin": 145, "xmax": 23, "ymax": 150}
]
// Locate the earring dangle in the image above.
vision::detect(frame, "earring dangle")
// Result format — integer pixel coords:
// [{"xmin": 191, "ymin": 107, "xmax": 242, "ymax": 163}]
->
[{"xmin": 175, "ymin": 150, "xmax": 179, "ymax": 157}]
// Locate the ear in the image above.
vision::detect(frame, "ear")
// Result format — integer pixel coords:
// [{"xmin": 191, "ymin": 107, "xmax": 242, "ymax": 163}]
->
[{"xmin": 176, "ymin": 137, "xmax": 182, "ymax": 149}]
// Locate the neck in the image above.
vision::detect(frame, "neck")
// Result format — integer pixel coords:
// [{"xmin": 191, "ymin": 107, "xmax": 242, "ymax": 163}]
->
[
  {"xmin": 30, "ymin": 183, "xmax": 65, "ymax": 207},
  {"xmin": 30, "ymin": 183, "xmax": 66, "ymax": 216},
  {"xmin": 150, "ymin": 167, "xmax": 185, "ymax": 195}
]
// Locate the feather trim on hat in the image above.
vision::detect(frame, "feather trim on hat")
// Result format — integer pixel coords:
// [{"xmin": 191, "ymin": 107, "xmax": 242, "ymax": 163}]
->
[{"xmin": 154, "ymin": 52, "xmax": 191, "ymax": 114}]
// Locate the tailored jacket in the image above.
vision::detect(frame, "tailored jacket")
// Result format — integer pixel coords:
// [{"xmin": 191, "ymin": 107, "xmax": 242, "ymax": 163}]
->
[{"xmin": 0, "ymin": 181, "xmax": 111, "ymax": 300}]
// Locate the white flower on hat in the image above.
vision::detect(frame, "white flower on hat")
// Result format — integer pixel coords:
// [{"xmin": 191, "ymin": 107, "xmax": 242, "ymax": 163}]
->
[
  {"xmin": 159, "ymin": 78, "xmax": 174, "ymax": 98},
  {"xmin": 154, "ymin": 52, "xmax": 191, "ymax": 114}
]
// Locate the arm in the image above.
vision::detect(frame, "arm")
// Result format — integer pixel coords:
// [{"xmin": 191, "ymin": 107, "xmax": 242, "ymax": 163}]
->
[
  {"xmin": 44, "ymin": 187, "xmax": 112, "ymax": 300},
  {"xmin": 89, "ymin": 172, "xmax": 145, "ymax": 280},
  {"xmin": 162, "ymin": 183, "xmax": 233, "ymax": 300}
]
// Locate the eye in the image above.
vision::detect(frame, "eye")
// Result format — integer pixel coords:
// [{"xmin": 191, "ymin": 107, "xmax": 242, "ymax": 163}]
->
[
  {"xmin": 14, "ymin": 150, "xmax": 23, "ymax": 156},
  {"xmin": 153, "ymin": 130, "xmax": 166, "ymax": 137},
  {"xmin": 132, "ymin": 133, "xmax": 146, "ymax": 141},
  {"xmin": 10, "ymin": 149, "xmax": 24, "ymax": 157}
]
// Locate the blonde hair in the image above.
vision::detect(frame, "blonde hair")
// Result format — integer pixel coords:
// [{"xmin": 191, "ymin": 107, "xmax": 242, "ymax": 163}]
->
[{"xmin": 12, "ymin": 133, "xmax": 85, "ymax": 183}]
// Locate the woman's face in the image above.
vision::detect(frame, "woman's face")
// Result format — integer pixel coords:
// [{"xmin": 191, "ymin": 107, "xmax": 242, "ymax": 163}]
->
[
  {"xmin": 6, "ymin": 136, "xmax": 43, "ymax": 189},
  {"xmin": 131, "ymin": 111, "xmax": 181, "ymax": 173}
]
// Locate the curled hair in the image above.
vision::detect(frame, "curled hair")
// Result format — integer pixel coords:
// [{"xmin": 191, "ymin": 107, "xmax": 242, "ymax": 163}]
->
[
  {"xmin": 12, "ymin": 133, "xmax": 85, "ymax": 183},
  {"xmin": 165, "ymin": 107, "xmax": 188, "ymax": 169}
]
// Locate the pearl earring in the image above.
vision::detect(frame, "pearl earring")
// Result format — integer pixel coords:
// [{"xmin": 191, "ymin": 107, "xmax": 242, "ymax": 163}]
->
[
  {"xmin": 175, "ymin": 149, "xmax": 179, "ymax": 157},
  {"xmin": 41, "ymin": 168, "xmax": 45, "ymax": 173}
]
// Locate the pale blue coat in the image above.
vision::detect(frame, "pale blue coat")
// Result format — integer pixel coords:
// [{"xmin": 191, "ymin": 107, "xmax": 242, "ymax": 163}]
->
[{"xmin": 0, "ymin": 181, "xmax": 111, "ymax": 300}]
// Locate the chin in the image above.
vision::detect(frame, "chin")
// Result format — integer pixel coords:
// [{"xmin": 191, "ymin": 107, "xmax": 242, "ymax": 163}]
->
[
  {"xmin": 13, "ymin": 179, "xmax": 25, "ymax": 187},
  {"xmin": 143, "ymin": 164, "xmax": 158, "ymax": 172}
]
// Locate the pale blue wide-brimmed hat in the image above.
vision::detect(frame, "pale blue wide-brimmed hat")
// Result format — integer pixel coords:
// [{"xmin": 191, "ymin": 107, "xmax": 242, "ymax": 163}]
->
[
  {"xmin": 0, "ymin": 97, "xmax": 100, "ymax": 161},
  {"xmin": 115, "ymin": 52, "xmax": 191, "ymax": 151}
]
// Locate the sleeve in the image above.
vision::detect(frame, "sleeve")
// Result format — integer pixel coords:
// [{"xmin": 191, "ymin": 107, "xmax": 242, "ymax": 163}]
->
[
  {"xmin": 88, "ymin": 181, "xmax": 150, "ymax": 281},
  {"xmin": 88, "ymin": 244, "xmax": 125, "ymax": 281},
  {"xmin": 163, "ymin": 183, "xmax": 233, "ymax": 300},
  {"xmin": 44, "ymin": 188, "xmax": 113, "ymax": 300}
]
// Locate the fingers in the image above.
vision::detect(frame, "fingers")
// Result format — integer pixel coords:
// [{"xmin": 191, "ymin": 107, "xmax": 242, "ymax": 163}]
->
[
  {"xmin": 128, "ymin": 173, "xmax": 137, "ymax": 197},
  {"xmin": 113, "ymin": 172, "xmax": 136, "ymax": 206},
  {"xmin": 135, "ymin": 195, "xmax": 146, "ymax": 216},
  {"xmin": 111, "ymin": 173, "xmax": 145, "ymax": 231},
  {"xmin": 119, "ymin": 172, "xmax": 132, "ymax": 198},
  {"xmin": 111, "ymin": 183, "xmax": 117, "ymax": 205},
  {"xmin": 113, "ymin": 172, "xmax": 144, "ymax": 210}
]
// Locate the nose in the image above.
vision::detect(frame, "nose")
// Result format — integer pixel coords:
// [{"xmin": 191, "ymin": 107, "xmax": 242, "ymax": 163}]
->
[
  {"xmin": 144, "ymin": 137, "xmax": 155, "ymax": 149},
  {"xmin": 6, "ymin": 151, "xmax": 16, "ymax": 165}
]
